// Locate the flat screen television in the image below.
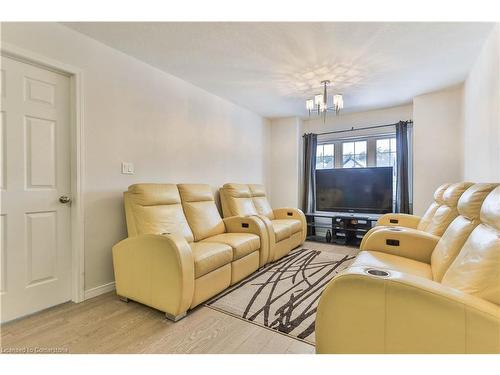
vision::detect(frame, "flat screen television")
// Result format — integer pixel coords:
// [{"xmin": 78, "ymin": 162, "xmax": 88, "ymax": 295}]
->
[{"xmin": 316, "ymin": 167, "xmax": 393, "ymax": 214}]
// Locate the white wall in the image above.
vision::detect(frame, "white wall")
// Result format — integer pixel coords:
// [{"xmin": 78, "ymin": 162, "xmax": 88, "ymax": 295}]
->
[
  {"xmin": 269, "ymin": 117, "xmax": 302, "ymax": 208},
  {"xmin": 1, "ymin": 23, "xmax": 271, "ymax": 292},
  {"xmin": 463, "ymin": 25, "xmax": 500, "ymax": 182},
  {"xmin": 412, "ymin": 85, "xmax": 464, "ymax": 215}
]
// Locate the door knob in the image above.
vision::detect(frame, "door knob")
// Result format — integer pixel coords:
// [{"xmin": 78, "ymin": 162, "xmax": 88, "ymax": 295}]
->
[{"xmin": 59, "ymin": 195, "xmax": 71, "ymax": 204}]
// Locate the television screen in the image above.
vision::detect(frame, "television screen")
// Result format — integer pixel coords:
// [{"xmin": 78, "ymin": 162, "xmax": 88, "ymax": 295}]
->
[{"xmin": 315, "ymin": 167, "xmax": 393, "ymax": 213}]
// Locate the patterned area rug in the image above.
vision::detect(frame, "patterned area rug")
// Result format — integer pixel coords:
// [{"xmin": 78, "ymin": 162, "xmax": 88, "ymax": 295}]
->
[{"xmin": 205, "ymin": 247, "xmax": 356, "ymax": 344}]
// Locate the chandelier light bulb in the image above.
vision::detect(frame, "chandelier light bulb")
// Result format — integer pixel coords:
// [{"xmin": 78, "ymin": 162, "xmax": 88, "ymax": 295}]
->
[
  {"xmin": 333, "ymin": 94, "xmax": 344, "ymax": 113},
  {"xmin": 314, "ymin": 94, "xmax": 323, "ymax": 107}
]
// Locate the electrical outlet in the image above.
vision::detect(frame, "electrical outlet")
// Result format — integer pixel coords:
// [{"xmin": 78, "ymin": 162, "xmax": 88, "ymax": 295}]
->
[{"xmin": 121, "ymin": 162, "xmax": 134, "ymax": 175}]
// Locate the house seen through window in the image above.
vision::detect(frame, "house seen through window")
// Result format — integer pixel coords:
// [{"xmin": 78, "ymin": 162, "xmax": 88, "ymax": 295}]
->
[
  {"xmin": 316, "ymin": 144, "xmax": 334, "ymax": 169},
  {"xmin": 315, "ymin": 137, "xmax": 397, "ymax": 171},
  {"xmin": 342, "ymin": 141, "xmax": 367, "ymax": 168},
  {"xmin": 376, "ymin": 138, "xmax": 397, "ymax": 167}
]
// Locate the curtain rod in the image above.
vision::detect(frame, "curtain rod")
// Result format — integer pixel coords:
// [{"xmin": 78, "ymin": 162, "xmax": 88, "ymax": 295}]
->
[{"xmin": 305, "ymin": 120, "xmax": 413, "ymax": 137}]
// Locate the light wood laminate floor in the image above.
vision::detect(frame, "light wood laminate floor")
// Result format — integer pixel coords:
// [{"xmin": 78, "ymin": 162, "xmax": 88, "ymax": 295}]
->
[
  {"xmin": 0, "ymin": 242, "xmax": 355, "ymax": 354},
  {"xmin": 1, "ymin": 292, "xmax": 314, "ymax": 354}
]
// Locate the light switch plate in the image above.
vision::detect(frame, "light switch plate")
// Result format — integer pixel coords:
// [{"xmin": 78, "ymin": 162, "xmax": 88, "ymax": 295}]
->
[{"xmin": 121, "ymin": 162, "xmax": 134, "ymax": 175}]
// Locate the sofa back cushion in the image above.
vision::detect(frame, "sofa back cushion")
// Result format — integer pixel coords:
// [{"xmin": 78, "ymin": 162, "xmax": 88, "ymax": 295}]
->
[
  {"xmin": 124, "ymin": 183, "xmax": 194, "ymax": 242},
  {"xmin": 431, "ymin": 183, "xmax": 498, "ymax": 282},
  {"xmin": 423, "ymin": 182, "xmax": 473, "ymax": 236},
  {"xmin": 441, "ymin": 186, "xmax": 500, "ymax": 305},
  {"xmin": 220, "ymin": 183, "xmax": 258, "ymax": 217},
  {"xmin": 178, "ymin": 184, "xmax": 226, "ymax": 241},
  {"xmin": 417, "ymin": 183, "xmax": 450, "ymax": 231},
  {"xmin": 249, "ymin": 184, "xmax": 274, "ymax": 219}
]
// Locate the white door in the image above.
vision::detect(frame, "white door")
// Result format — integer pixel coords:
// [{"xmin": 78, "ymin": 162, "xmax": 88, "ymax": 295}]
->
[{"xmin": 0, "ymin": 56, "xmax": 72, "ymax": 322}]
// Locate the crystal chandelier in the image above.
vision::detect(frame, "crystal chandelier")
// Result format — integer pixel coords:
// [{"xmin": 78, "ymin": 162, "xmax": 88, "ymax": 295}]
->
[{"xmin": 305, "ymin": 80, "xmax": 343, "ymax": 121}]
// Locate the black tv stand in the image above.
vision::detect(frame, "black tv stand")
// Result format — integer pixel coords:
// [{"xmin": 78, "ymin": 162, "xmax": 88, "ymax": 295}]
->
[{"xmin": 305, "ymin": 212, "xmax": 380, "ymax": 247}]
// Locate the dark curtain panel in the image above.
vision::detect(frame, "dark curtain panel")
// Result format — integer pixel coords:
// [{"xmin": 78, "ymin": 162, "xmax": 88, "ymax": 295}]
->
[
  {"xmin": 302, "ymin": 133, "xmax": 318, "ymax": 213},
  {"xmin": 395, "ymin": 121, "xmax": 412, "ymax": 213}
]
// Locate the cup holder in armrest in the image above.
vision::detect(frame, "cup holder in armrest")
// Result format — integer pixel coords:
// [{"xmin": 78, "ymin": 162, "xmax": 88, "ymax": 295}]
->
[{"xmin": 366, "ymin": 269, "xmax": 390, "ymax": 277}]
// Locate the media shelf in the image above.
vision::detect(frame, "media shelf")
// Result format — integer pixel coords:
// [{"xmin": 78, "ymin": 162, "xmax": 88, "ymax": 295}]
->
[{"xmin": 305, "ymin": 212, "xmax": 380, "ymax": 247}]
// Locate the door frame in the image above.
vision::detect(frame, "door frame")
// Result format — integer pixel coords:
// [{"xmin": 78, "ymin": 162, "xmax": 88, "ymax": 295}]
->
[{"xmin": 1, "ymin": 42, "xmax": 85, "ymax": 303}]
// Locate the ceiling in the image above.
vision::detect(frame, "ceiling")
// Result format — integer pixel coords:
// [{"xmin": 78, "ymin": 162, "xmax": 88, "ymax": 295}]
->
[{"xmin": 63, "ymin": 22, "xmax": 494, "ymax": 118}]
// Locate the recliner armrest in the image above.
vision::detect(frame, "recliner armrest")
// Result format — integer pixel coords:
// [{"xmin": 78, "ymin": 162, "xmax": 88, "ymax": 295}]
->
[
  {"xmin": 223, "ymin": 215, "xmax": 270, "ymax": 266},
  {"xmin": 273, "ymin": 207, "xmax": 307, "ymax": 243},
  {"xmin": 360, "ymin": 227, "xmax": 439, "ymax": 263},
  {"xmin": 112, "ymin": 233, "xmax": 194, "ymax": 316},
  {"xmin": 377, "ymin": 213, "xmax": 421, "ymax": 228},
  {"xmin": 251, "ymin": 214, "xmax": 277, "ymax": 263},
  {"xmin": 316, "ymin": 266, "xmax": 500, "ymax": 354}
]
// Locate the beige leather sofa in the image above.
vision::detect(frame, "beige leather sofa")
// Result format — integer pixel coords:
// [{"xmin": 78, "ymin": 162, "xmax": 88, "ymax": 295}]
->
[
  {"xmin": 112, "ymin": 183, "xmax": 268, "ymax": 321},
  {"xmin": 219, "ymin": 183, "xmax": 307, "ymax": 263},
  {"xmin": 360, "ymin": 181, "xmax": 473, "ymax": 249},
  {"xmin": 316, "ymin": 183, "xmax": 500, "ymax": 353}
]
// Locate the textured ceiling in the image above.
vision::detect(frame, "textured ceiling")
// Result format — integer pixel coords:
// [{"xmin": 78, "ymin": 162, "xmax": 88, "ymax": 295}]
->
[{"xmin": 63, "ymin": 22, "xmax": 494, "ymax": 118}]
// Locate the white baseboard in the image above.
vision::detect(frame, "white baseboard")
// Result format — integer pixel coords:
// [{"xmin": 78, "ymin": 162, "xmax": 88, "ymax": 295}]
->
[{"xmin": 84, "ymin": 281, "xmax": 116, "ymax": 300}]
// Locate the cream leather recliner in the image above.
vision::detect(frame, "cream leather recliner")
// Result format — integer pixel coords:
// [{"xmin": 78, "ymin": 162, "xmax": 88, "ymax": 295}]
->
[
  {"xmin": 316, "ymin": 183, "xmax": 500, "ymax": 353},
  {"xmin": 220, "ymin": 183, "xmax": 307, "ymax": 264},
  {"xmin": 112, "ymin": 183, "xmax": 268, "ymax": 321},
  {"xmin": 360, "ymin": 181, "xmax": 473, "ymax": 249}
]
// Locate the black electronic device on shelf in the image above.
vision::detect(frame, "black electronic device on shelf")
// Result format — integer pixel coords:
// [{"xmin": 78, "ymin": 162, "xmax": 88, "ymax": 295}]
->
[{"xmin": 305, "ymin": 212, "xmax": 378, "ymax": 247}]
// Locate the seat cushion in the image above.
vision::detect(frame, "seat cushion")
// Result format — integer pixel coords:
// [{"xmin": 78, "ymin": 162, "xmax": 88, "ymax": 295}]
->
[
  {"xmin": 352, "ymin": 251, "xmax": 433, "ymax": 279},
  {"xmin": 271, "ymin": 219, "xmax": 302, "ymax": 242},
  {"xmin": 202, "ymin": 233, "xmax": 260, "ymax": 260},
  {"xmin": 190, "ymin": 242, "xmax": 232, "ymax": 278},
  {"xmin": 271, "ymin": 220, "xmax": 292, "ymax": 242}
]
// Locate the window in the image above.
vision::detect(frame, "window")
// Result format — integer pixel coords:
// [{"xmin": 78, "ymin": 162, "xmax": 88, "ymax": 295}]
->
[
  {"xmin": 342, "ymin": 141, "xmax": 367, "ymax": 168},
  {"xmin": 316, "ymin": 144, "xmax": 334, "ymax": 169},
  {"xmin": 376, "ymin": 138, "xmax": 396, "ymax": 167}
]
